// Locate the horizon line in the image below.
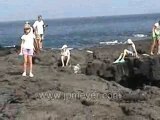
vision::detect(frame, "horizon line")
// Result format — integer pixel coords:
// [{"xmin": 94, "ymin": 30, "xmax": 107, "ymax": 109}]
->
[{"xmin": 0, "ymin": 12, "xmax": 160, "ymax": 23}]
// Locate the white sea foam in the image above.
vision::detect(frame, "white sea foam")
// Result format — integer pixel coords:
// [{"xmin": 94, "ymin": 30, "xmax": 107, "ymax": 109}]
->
[
  {"xmin": 56, "ymin": 47, "xmax": 73, "ymax": 50},
  {"xmin": 133, "ymin": 34, "xmax": 148, "ymax": 38},
  {"xmin": 100, "ymin": 40, "xmax": 119, "ymax": 45},
  {"xmin": 4, "ymin": 45, "xmax": 16, "ymax": 48}
]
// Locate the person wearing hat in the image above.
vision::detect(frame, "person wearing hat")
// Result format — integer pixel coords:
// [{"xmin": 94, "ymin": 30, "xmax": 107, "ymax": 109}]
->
[
  {"xmin": 24, "ymin": 21, "xmax": 34, "ymax": 35},
  {"xmin": 151, "ymin": 21, "xmax": 160, "ymax": 55},
  {"xmin": 61, "ymin": 45, "xmax": 70, "ymax": 67},
  {"xmin": 33, "ymin": 15, "xmax": 46, "ymax": 49},
  {"xmin": 19, "ymin": 23, "xmax": 36, "ymax": 77},
  {"xmin": 113, "ymin": 39, "xmax": 139, "ymax": 63}
]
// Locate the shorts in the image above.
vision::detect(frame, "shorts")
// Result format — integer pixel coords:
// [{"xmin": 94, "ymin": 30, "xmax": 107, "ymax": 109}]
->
[
  {"xmin": 152, "ymin": 34, "xmax": 160, "ymax": 41},
  {"xmin": 40, "ymin": 34, "xmax": 44, "ymax": 40},
  {"xmin": 36, "ymin": 34, "xmax": 41, "ymax": 40},
  {"xmin": 36, "ymin": 34, "xmax": 44, "ymax": 42},
  {"xmin": 22, "ymin": 49, "xmax": 34, "ymax": 56}
]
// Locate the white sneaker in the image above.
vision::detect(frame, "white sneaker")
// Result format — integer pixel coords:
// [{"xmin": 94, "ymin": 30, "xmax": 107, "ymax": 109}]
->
[
  {"xmin": 119, "ymin": 59, "xmax": 125, "ymax": 63},
  {"xmin": 113, "ymin": 59, "xmax": 119, "ymax": 64},
  {"xmin": 22, "ymin": 72, "xmax": 26, "ymax": 77},
  {"xmin": 29, "ymin": 73, "xmax": 34, "ymax": 77}
]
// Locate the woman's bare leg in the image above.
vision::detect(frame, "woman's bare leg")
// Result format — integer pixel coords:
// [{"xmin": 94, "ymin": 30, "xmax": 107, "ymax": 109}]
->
[
  {"xmin": 23, "ymin": 55, "xmax": 28, "ymax": 76},
  {"xmin": 66, "ymin": 56, "xmax": 70, "ymax": 66},
  {"xmin": 28, "ymin": 56, "xmax": 33, "ymax": 73},
  {"xmin": 61, "ymin": 56, "xmax": 65, "ymax": 67},
  {"xmin": 157, "ymin": 40, "xmax": 160, "ymax": 54},
  {"xmin": 121, "ymin": 49, "xmax": 128, "ymax": 60},
  {"xmin": 113, "ymin": 53, "xmax": 124, "ymax": 63},
  {"xmin": 151, "ymin": 40, "xmax": 156, "ymax": 55},
  {"xmin": 28, "ymin": 55, "xmax": 34, "ymax": 77}
]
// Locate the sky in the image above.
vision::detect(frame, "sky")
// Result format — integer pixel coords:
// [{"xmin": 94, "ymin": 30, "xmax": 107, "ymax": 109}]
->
[{"xmin": 0, "ymin": 0, "xmax": 160, "ymax": 22}]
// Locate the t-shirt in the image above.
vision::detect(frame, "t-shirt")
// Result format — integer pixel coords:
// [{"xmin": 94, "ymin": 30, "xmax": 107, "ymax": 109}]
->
[
  {"xmin": 153, "ymin": 23, "xmax": 160, "ymax": 36},
  {"xmin": 155, "ymin": 28, "xmax": 160, "ymax": 36},
  {"xmin": 128, "ymin": 44, "xmax": 134, "ymax": 52},
  {"xmin": 61, "ymin": 49, "xmax": 70, "ymax": 57},
  {"xmin": 21, "ymin": 33, "xmax": 35, "ymax": 49},
  {"xmin": 127, "ymin": 43, "xmax": 136, "ymax": 56},
  {"xmin": 33, "ymin": 20, "xmax": 44, "ymax": 34}
]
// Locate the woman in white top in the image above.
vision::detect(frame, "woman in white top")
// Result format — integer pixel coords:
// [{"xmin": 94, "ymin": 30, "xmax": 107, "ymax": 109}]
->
[
  {"xmin": 113, "ymin": 39, "xmax": 139, "ymax": 63},
  {"xmin": 61, "ymin": 45, "xmax": 70, "ymax": 67},
  {"xmin": 19, "ymin": 24, "xmax": 35, "ymax": 77}
]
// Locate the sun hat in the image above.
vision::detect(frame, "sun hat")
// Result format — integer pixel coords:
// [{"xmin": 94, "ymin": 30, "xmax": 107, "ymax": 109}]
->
[
  {"xmin": 25, "ymin": 21, "xmax": 30, "ymax": 24},
  {"xmin": 127, "ymin": 39, "xmax": 133, "ymax": 44},
  {"xmin": 61, "ymin": 45, "xmax": 68, "ymax": 49},
  {"xmin": 155, "ymin": 23, "xmax": 159, "ymax": 27},
  {"xmin": 24, "ymin": 24, "xmax": 31, "ymax": 30}
]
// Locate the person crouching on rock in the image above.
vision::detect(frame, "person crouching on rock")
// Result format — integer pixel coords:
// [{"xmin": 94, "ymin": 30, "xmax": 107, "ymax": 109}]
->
[
  {"xmin": 20, "ymin": 24, "xmax": 35, "ymax": 77},
  {"xmin": 61, "ymin": 45, "xmax": 70, "ymax": 67},
  {"xmin": 151, "ymin": 22, "xmax": 160, "ymax": 55},
  {"xmin": 113, "ymin": 39, "xmax": 139, "ymax": 63}
]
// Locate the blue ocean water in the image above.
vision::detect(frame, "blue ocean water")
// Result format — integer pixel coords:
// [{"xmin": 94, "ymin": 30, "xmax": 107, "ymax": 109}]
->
[{"xmin": 0, "ymin": 13, "xmax": 160, "ymax": 48}]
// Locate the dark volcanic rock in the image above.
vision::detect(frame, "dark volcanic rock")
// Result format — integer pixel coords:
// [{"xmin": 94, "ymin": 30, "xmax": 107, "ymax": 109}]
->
[
  {"xmin": 85, "ymin": 44, "xmax": 160, "ymax": 89},
  {"xmin": 1, "ymin": 40, "xmax": 160, "ymax": 120}
]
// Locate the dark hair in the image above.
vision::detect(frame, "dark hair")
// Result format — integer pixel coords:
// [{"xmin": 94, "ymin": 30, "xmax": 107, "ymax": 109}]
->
[
  {"xmin": 38, "ymin": 15, "xmax": 42, "ymax": 18},
  {"xmin": 158, "ymin": 20, "xmax": 160, "ymax": 25}
]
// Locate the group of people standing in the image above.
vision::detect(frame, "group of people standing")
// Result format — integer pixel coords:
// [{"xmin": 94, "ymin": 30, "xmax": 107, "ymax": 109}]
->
[
  {"xmin": 18, "ymin": 15, "xmax": 160, "ymax": 77},
  {"xmin": 19, "ymin": 15, "xmax": 46, "ymax": 77},
  {"xmin": 19, "ymin": 15, "xmax": 71, "ymax": 77}
]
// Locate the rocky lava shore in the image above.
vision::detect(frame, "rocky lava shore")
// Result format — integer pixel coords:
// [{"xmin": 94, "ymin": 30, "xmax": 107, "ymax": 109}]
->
[{"xmin": 0, "ymin": 40, "xmax": 160, "ymax": 120}]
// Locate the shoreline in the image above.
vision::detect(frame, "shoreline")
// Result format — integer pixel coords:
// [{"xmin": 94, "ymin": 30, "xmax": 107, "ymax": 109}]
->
[{"xmin": 0, "ymin": 37, "xmax": 151, "ymax": 51}]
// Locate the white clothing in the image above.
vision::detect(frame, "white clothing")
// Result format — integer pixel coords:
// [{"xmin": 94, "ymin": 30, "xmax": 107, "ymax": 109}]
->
[
  {"xmin": 127, "ymin": 44, "xmax": 134, "ymax": 52},
  {"xmin": 24, "ymin": 23, "xmax": 34, "ymax": 35},
  {"xmin": 30, "ymin": 27, "xmax": 34, "ymax": 35},
  {"xmin": 126, "ymin": 44, "xmax": 136, "ymax": 56},
  {"xmin": 21, "ymin": 33, "xmax": 35, "ymax": 49},
  {"xmin": 154, "ymin": 23, "xmax": 160, "ymax": 28},
  {"xmin": 33, "ymin": 20, "xmax": 44, "ymax": 34},
  {"xmin": 61, "ymin": 49, "xmax": 70, "ymax": 57}
]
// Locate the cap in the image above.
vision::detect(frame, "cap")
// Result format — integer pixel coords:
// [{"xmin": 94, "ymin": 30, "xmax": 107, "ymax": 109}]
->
[
  {"xmin": 24, "ymin": 24, "xmax": 31, "ymax": 30},
  {"xmin": 127, "ymin": 39, "xmax": 133, "ymax": 44},
  {"xmin": 25, "ymin": 21, "xmax": 30, "ymax": 24},
  {"xmin": 155, "ymin": 23, "xmax": 159, "ymax": 27},
  {"xmin": 61, "ymin": 45, "xmax": 68, "ymax": 49}
]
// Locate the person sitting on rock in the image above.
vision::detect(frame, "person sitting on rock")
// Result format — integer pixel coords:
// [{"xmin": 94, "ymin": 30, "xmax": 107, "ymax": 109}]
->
[
  {"xmin": 61, "ymin": 45, "xmax": 70, "ymax": 67},
  {"xmin": 113, "ymin": 39, "xmax": 139, "ymax": 63}
]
